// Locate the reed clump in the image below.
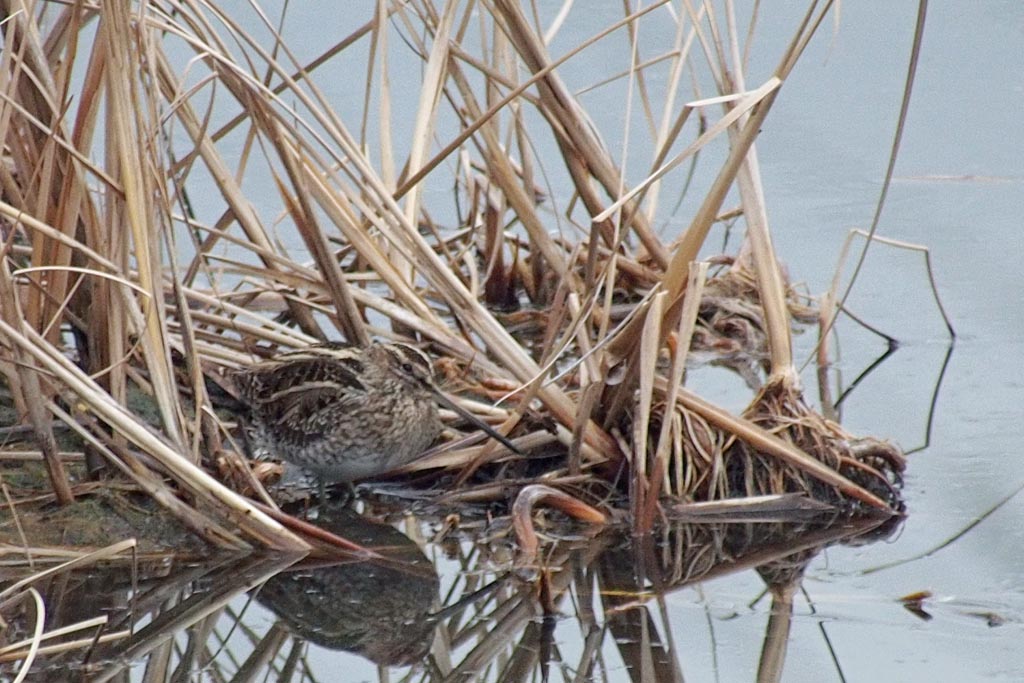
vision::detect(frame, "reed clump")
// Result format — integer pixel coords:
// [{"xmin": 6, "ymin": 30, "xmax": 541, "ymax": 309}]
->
[{"xmin": 0, "ymin": 1, "xmax": 908, "ymax": 552}]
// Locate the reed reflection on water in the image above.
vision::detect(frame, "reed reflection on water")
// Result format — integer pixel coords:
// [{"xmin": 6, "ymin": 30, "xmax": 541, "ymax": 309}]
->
[{"xmin": 1, "ymin": 500, "xmax": 901, "ymax": 682}]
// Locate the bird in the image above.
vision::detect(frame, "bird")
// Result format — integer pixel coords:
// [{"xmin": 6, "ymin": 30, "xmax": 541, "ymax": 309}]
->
[
  {"xmin": 226, "ymin": 341, "xmax": 518, "ymax": 489},
  {"xmin": 255, "ymin": 505, "xmax": 440, "ymax": 665}
]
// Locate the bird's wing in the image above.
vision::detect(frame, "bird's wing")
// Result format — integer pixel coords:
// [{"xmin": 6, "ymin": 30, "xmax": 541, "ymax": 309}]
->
[
  {"xmin": 244, "ymin": 353, "xmax": 367, "ymax": 420},
  {"xmin": 268, "ymin": 379, "xmax": 365, "ymax": 427}
]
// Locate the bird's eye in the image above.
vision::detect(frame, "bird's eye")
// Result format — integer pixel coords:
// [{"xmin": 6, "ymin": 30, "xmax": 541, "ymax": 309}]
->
[{"xmin": 401, "ymin": 362, "xmax": 414, "ymax": 373}]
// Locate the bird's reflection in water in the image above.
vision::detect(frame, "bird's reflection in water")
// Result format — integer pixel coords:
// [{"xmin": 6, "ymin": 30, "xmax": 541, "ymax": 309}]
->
[{"xmin": 254, "ymin": 504, "xmax": 440, "ymax": 667}]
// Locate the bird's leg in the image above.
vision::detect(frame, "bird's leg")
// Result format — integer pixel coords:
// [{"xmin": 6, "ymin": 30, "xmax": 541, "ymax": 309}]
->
[
  {"xmin": 335, "ymin": 482, "xmax": 356, "ymax": 508},
  {"xmin": 316, "ymin": 479, "xmax": 356, "ymax": 507}
]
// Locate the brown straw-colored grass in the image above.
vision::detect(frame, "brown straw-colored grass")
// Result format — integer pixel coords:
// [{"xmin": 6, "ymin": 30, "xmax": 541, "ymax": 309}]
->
[{"xmin": 0, "ymin": 1, "xmax": 908, "ymax": 553}]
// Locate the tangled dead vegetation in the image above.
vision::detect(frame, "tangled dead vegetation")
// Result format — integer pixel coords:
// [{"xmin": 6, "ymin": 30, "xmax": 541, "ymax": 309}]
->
[
  {"xmin": 0, "ymin": 2, "xmax": 913, "ymax": 552},
  {"xmin": 728, "ymin": 380, "xmax": 906, "ymax": 513}
]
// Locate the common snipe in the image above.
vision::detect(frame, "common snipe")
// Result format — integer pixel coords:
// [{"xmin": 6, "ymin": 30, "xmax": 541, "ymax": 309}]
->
[{"xmin": 228, "ymin": 342, "xmax": 516, "ymax": 484}]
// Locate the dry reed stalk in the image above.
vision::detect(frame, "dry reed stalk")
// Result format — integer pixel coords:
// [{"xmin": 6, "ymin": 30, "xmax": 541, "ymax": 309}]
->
[
  {"xmin": 630, "ymin": 289, "xmax": 665, "ymax": 532},
  {"xmin": 0, "ymin": 3, "xmax": 109, "ymax": 488},
  {"xmin": 103, "ymin": 3, "xmax": 190, "ymax": 458},
  {"xmin": 594, "ymin": 76, "xmax": 782, "ymax": 435},
  {"xmin": 0, "ymin": 0, "xmax": 321, "ymax": 545},
  {"xmin": 492, "ymin": 0, "xmax": 670, "ymax": 268}
]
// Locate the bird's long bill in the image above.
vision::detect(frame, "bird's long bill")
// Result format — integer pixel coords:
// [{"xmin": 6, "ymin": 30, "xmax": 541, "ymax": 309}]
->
[{"xmin": 431, "ymin": 389, "xmax": 521, "ymax": 455}]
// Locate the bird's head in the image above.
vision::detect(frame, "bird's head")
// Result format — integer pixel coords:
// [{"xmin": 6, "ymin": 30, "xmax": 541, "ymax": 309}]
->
[{"xmin": 376, "ymin": 342, "xmax": 436, "ymax": 391}]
